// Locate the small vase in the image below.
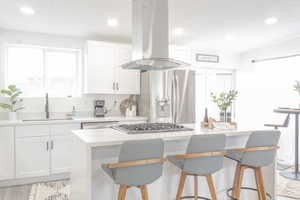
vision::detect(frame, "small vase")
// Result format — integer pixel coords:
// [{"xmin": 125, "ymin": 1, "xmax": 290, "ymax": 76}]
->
[{"xmin": 9, "ymin": 112, "xmax": 18, "ymax": 121}]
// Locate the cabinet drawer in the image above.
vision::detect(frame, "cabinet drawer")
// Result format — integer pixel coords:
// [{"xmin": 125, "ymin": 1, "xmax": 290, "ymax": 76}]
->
[
  {"xmin": 16, "ymin": 125, "xmax": 50, "ymax": 138},
  {"xmin": 51, "ymin": 124, "xmax": 81, "ymax": 136}
]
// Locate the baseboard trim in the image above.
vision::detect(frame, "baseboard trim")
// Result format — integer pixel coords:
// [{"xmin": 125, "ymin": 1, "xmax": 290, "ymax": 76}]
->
[{"xmin": 0, "ymin": 173, "xmax": 70, "ymax": 188}]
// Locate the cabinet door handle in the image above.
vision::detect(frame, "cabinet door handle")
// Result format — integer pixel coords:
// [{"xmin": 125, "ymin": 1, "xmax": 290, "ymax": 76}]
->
[
  {"xmin": 51, "ymin": 140, "xmax": 54, "ymax": 150},
  {"xmin": 46, "ymin": 141, "xmax": 49, "ymax": 151},
  {"xmin": 116, "ymin": 82, "xmax": 119, "ymax": 90},
  {"xmin": 113, "ymin": 82, "xmax": 116, "ymax": 90}
]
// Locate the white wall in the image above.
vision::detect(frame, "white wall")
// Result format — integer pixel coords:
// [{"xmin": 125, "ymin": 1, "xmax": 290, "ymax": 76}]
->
[
  {"xmin": 236, "ymin": 36, "xmax": 300, "ymax": 164},
  {"xmin": 236, "ymin": 36, "xmax": 300, "ymax": 127},
  {"xmin": 190, "ymin": 48, "xmax": 240, "ymax": 70},
  {"xmin": 0, "ymin": 29, "xmax": 130, "ymax": 119}
]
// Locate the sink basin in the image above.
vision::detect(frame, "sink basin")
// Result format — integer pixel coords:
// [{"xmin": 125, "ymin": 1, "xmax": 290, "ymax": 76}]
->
[{"xmin": 22, "ymin": 118, "xmax": 73, "ymax": 122}]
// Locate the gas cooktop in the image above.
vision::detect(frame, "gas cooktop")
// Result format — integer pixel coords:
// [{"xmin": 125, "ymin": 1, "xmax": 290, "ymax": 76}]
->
[{"xmin": 113, "ymin": 123, "xmax": 193, "ymax": 134}]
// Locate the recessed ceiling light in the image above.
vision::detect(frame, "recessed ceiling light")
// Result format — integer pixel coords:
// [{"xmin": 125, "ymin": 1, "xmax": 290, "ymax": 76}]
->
[
  {"xmin": 225, "ymin": 34, "xmax": 235, "ymax": 41},
  {"xmin": 20, "ymin": 6, "xmax": 35, "ymax": 16},
  {"xmin": 107, "ymin": 18, "xmax": 119, "ymax": 27},
  {"xmin": 264, "ymin": 17, "xmax": 278, "ymax": 25},
  {"xmin": 173, "ymin": 27, "xmax": 184, "ymax": 36}
]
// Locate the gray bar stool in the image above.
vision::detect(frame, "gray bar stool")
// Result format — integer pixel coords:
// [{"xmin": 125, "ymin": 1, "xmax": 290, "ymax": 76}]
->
[
  {"xmin": 264, "ymin": 114, "xmax": 290, "ymax": 129},
  {"xmin": 102, "ymin": 139, "xmax": 166, "ymax": 200},
  {"xmin": 168, "ymin": 134, "xmax": 226, "ymax": 200},
  {"xmin": 264, "ymin": 114, "xmax": 290, "ymax": 171},
  {"xmin": 225, "ymin": 130, "xmax": 281, "ymax": 200}
]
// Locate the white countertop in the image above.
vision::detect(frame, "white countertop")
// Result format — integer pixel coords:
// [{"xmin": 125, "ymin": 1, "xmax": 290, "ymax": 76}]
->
[
  {"xmin": 0, "ymin": 116, "xmax": 147, "ymax": 126},
  {"xmin": 73, "ymin": 124, "xmax": 268, "ymax": 147}
]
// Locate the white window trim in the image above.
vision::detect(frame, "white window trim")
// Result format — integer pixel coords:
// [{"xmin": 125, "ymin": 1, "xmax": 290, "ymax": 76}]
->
[{"xmin": 4, "ymin": 43, "xmax": 82, "ymax": 97}]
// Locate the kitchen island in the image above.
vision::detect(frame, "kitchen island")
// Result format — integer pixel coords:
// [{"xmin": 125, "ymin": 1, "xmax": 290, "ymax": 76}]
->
[{"xmin": 71, "ymin": 124, "xmax": 276, "ymax": 200}]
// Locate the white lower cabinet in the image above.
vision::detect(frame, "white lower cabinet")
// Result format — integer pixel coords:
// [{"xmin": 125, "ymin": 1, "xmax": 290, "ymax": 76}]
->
[
  {"xmin": 0, "ymin": 127, "xmax": 15, "ymax": 181},
  {"xmin": 16, "ymin": 136, "xmax": 50, "ymax": 178},
  {"xmin": 51, "ymin": 135, "xmax": 72, "ymax": 174}
]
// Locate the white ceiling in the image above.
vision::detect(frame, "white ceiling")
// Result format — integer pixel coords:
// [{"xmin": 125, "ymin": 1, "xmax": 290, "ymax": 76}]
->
[{"xmin": 0, "ymin": 0, "xmax": 300, "ymax": 53}]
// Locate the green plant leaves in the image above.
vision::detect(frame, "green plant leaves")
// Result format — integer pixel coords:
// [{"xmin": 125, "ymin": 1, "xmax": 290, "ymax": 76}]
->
[
  {"xmin": 0, "ymin": 103, "xmax": 11, "ymax": 110},
  {"xmin": 211, "ymin": 90, "xmax": 238, "ymax": 111},
  {"xmin": 8, "ymin": 85, "xmax": 17, "ymax": 92},
  {"xmin": 294, "ymin": 81, "xmax": 300, "ymax": 96},
  {"xmin": 0, "ymin": 85, "xmax": 24, "ymax": 112},
  {"xmin": 0, "ymin": 89, "xmax": 12, "ymax": 96},
  {"xmin": 10, "ymin": 91, "xmax": 22, "ymax": 101}
]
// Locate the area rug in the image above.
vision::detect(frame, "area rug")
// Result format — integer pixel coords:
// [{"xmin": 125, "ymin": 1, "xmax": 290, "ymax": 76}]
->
[
  {"xmin": 28, "ymin": 181, "xmax": 70, "ymax": 200},
  {"xmin": 277, "ymin": 170, "xmax": 300, "ymax": 199}
]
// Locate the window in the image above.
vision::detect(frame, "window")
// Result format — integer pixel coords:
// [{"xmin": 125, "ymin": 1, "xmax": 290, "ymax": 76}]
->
[{"xmin": 5, "ymin": 45, "xmax": 81, "ymax": 97}]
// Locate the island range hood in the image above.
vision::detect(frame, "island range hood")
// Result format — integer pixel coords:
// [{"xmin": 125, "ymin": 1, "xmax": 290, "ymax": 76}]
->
[
  {"xmin": 127, "ymin": 0, "xmax": 195, "ymax": 124},
  {"xmin": 121, "ymin": 0, "xmax": 191, "ymax": 71}
]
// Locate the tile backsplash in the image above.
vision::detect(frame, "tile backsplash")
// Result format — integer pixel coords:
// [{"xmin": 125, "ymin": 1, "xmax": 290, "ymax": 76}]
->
[{"xmin": 0, "ymin": 94, "xmax": 131, "ymax": 120}]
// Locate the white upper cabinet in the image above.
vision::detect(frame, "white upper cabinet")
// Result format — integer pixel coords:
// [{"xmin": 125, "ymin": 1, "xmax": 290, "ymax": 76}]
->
[
  {"xmin": 84, "ymin": 41, "xmax": 140, "ymax": 94},
  {"xmin": 84, "ymin": 41, "xmax": 115, "ymax": 94},
  {"xmin": 115, "ymin": 45, "xmax": 140, "ymax": 94},
  {"xmin": 0, "ymin": 127, "xmax": 15, "ymax": 181}
]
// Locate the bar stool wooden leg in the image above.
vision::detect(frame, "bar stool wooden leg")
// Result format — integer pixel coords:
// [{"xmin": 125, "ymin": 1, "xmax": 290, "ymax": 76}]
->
[
  {"xmin": 206, "ymin": 175, "xmax": 217, "ymax": 200},
  {"xmin": 140, "ymin": 185, "xmax": 149, "ymax": 200},
  {"xmin": 234, "ymin": 165, "xmax": 245, "ymax": 199},
  {"xmin": 255, "ymin": 168, "xmax": 263, "ymax": 200},
  {"xmin": 232, "ymin": 163, "xmax": 241, "ymax": 197},
  {"xmin": 118, "ymin": 185, "xmax": 127, "ymax": 200},
  {"xmin": 256, "ymin": 168, "xmax": 267, "ymax": 200},
  {"xmin": 176, "ymin": 172, "xmax": 187, "ymax": 200},
  {"xmin": 194, "ymin": 175, "xmax": 198, "ymax": 200}
]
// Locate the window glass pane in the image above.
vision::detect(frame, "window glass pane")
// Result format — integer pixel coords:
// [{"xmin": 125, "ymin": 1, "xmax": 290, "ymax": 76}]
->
[
  {"xmin": 45, "ymin": 51, "xmax": 78, "ymax": 97},
  {"xmin": 6, "ymin": 47, "xmax": 44, "ymax": 97},
  {"xmin": 6, "ymin": 45, "xmax": 80, "ymax": 97}
]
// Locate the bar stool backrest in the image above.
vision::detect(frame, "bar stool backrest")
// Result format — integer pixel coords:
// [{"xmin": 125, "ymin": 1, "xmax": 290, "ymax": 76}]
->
[
  {"xmin": 283, "ymin": 114, "xmax": 290, "ymax": 127},
  {"xmin": 183, "ymin": 134, "xmax": 226, "ymax": 175},
  {"xmin": 115, "ymin": 139, "xmax": 164, "ymax": 186},
  {"xmin": 241, "ymin": 130, "xmax": 281, "ymax": 168}
]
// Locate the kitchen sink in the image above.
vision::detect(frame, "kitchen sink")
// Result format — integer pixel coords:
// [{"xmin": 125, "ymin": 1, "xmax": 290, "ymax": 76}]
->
[{"xmin": 22, "ymin": 118, "xmax": 73, "ymax": 122}]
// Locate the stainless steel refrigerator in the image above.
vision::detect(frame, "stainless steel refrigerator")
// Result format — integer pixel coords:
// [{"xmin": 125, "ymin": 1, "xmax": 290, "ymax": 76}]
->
[{"xmin": 137, "ymin": 69, "xmax": 195, "ymax": 124}]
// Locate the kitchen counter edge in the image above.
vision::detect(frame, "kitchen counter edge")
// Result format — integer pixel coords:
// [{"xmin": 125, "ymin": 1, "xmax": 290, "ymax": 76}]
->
[{"xmin": 0, "ymin": 116, "xmax": 147, "ymax": 127}]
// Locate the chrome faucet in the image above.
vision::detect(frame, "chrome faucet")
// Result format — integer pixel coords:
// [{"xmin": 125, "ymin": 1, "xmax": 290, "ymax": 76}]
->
[{"xmin": 45, "ymin": 93, "xmax": 50, "ymax": 119}]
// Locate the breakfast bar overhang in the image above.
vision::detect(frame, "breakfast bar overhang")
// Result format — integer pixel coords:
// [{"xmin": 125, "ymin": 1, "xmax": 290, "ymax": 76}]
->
[{"xmin": 70, "ymin": 125, "xmax": 276, "ymax": 200}]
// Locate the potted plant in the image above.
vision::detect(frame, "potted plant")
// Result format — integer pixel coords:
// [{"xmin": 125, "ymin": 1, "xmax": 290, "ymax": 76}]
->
[
  {"xmin": 0, "ymin": 85, "xmax": 24, "ymax": 120},
  {"xmin": 211, "ymin": 90, "xmax": 238, "ymax": 123},
  {"xmin": 294, "ymin": 81, "xmax": 300, "ymax": 107}
]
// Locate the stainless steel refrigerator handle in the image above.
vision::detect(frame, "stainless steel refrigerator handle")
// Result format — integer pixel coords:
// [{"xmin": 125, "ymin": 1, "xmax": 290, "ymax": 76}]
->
[
  {"xmin": 171, "ymin": 76, "xmax": 174, "ymax": 124},
  {"xmin": 171, "ymin": 71, "xmax": 179, "ymax": 124},
  {"xmin": 178, "ymin": 70, "xmax": 189, "ymax": 121},
  {"xmin": 174, "ymin": 73, "xmax": 179, "ymax": 124},
  {"xmin": 171, "ymin": 73, "xmax": 175, "ymax": 124}
]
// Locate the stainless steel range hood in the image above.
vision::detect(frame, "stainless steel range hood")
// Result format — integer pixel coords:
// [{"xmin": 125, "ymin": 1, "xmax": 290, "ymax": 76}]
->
[
  {"xmin": 121, "ymin": 58, "xmax": 190, "ymax": 71},
  {"xmin": 122, "ymin": 0, "xmax": 191, "ymax": 71}
]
